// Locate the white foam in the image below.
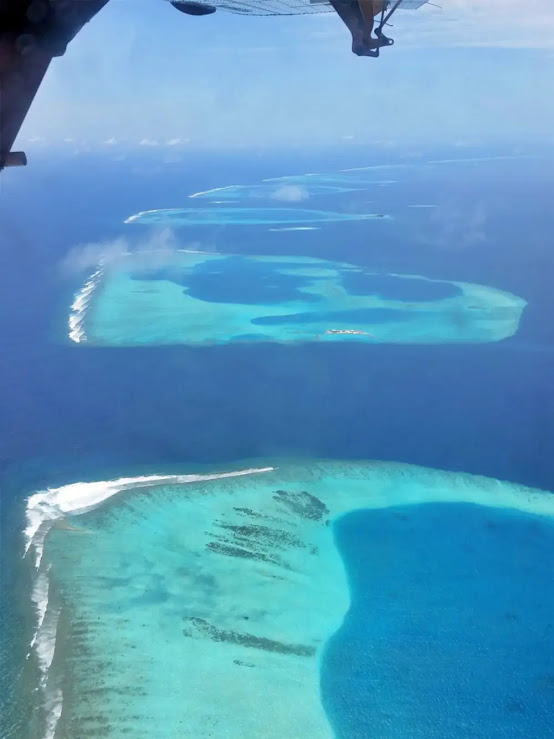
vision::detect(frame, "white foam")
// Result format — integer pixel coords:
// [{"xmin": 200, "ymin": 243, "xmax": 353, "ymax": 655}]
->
[
  {"xmin": 28, "ymin": 567, "xmax": 50, "ymax": 653},
  {"xmin": 189, "ymin": 185, "xmax": 239, "ymax": 198},
  {"xmin": 124, "ymin": 209, "xmax": 167, "ymax": 224},
  {"xmin": 31, "ymin": 569, "xmax": 62, "ymax": 739},
  {"xmin": 35, "ymin": 599, "xmax": 60, "ymax": 683},
  {"xmin": 44, "ymin": 691, "xmax": 62, "ymax": 739},
  {"xmin": 68, "ymin": 266, "xmax": 103, "ymax": 343}
]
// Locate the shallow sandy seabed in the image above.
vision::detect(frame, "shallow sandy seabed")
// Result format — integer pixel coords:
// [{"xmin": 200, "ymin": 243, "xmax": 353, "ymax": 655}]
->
[{"xmin": 33, "ymin": 460, "xmax": 553, "ymax": 738}]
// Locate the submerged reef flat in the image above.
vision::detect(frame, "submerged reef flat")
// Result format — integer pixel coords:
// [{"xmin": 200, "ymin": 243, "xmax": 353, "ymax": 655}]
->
[
  {"xmin": 124, "ymin": 207, "xmax": 387, "ymax": 226},
  {"xmin": 31, "ymin": 460, "xmax": 553, "ymax": 738},
  {"xmin": 71, "ymin": 252, "xmax": 526, "ymax": 346}
]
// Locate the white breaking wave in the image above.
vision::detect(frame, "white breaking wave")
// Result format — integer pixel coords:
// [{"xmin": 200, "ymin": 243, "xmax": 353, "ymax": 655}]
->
[
  {"xmin": 68, "ymin": 266, "xmax": 103, "ymax": 343},
  {"xmin": 124, "ymin": 208, "xmax": 167, "ymax": 223},
  {"xmin": 188, "ymin": 185, "xmax": 240, "ymax": 198},
  {"xmin": 44, "ymin": 690, "xmax": 63, "ymax": 739},
  {"xmin": 28, "ymin": 568, "xmax": 51, "ymax": 654},
  {"xmin": 25, "ymin": 466, "xmax": 274, "ymax": 739}
]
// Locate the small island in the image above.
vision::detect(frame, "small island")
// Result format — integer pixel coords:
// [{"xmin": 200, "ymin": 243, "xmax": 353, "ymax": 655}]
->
[{"xmin": 324, "ymin": 328, "xmax": 375, "ymax": 336}]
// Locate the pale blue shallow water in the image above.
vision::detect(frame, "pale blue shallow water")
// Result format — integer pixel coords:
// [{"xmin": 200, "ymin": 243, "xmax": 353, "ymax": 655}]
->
[{"xmin": 323, "ymin": 503, "xmax": 554, "ymax": 738}]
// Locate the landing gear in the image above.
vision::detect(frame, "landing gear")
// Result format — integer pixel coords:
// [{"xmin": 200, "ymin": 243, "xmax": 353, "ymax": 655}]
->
[
  {"xmin": 368, "ymin": 0, "xmax": 401, "ymax": 56},
  {"xmin": 375, "ymin": 26, "xmax": 394, "ymax": 46},
  {"xmin": 376, "ymin": 0, "xmax": 403, "ymax": 40}
]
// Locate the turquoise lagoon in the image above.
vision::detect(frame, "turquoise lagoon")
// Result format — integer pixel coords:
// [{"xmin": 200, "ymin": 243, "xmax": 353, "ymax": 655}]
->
[
  {"xmin": 70, "ymin": 253, "xmax": 526, "ymax": 346},
  {"xmin": 29, "ymin": 460, "xmax": 554, "ymax": 738}
]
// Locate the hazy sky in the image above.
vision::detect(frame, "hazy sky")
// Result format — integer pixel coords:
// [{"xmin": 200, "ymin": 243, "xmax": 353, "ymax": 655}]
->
[{"xmin": 17, "ymin": 0, "xmax": 554, "ymax": 149}]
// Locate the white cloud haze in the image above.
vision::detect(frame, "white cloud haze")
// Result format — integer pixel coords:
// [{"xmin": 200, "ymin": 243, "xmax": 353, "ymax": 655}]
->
[
  {"xmin": 271, "ymin": 185, "xmax": 310, "ymax": 202},
  {"xmin": 59, "ymin": 229, "xmax": 213, "ymax": 275}
]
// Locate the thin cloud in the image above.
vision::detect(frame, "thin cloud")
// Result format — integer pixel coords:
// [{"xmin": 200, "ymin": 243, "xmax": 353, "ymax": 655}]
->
[
  {"xmin": 59, "ymin": 229, "xmax": 215, "ymax": 276},
  {"xmin": 165, "ymin": 138, "xmax": 187, "ymax": 146},
  {"xmin": 270, "ymin": 185, "xmax": 310, "ymax": 202},
  {"xmin": 418, "ymin": 200, "xmax": 488, "ymax": 251},
  {"xmin": 60, "ymin": 236, "xmax": 130, "ymax": 274}
]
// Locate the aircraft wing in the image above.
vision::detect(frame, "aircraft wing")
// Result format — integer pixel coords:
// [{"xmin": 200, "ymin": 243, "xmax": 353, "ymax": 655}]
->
[
  {"xmin": 1, "ymin": 0, "xmax": 430, "ymax": 170},
  {"xmin": 0, "ymin": 0, "xmax": 109, "ymax": 170},
  {"xmin": 170, "ymin": 0, "xmax": 428, "ymax": 16},
  {"xmin": 392, "ymin": 1, "xmax": 428, "ymax": 7}
]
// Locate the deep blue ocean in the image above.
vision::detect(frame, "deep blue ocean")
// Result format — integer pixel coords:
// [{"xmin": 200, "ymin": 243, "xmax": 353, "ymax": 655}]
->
[
  {"xmin": 1, "ymin": 144, "xmax": 553, "ymax": 736},
  {"xmin": 324, "ymin": 503, "xmax": 554, "ymax": 737}
]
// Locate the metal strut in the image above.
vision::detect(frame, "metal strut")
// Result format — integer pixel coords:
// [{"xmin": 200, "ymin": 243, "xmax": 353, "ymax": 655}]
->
[
  {"xmin": 372, "ymin": 0, "xmax": 402, "ymax": 55},
  {"xmin": 379, "ymin": 0, "xmax": 404, "ymax": 29}
]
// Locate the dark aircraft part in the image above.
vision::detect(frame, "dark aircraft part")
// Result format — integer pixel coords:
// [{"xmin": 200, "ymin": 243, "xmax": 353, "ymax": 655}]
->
[
  {"xmin": 166, "ymin": 0, "xmax": 427, "ymax": 17},
  {"xmin": 26, "ymin": 1, "xmax": 51, "ymax": 25},
  {"xmin": 0, "ymin": 0, "xmax": 428, "ymax": 172},
  {"xmin": 171, "ymin": 1, "xmax": 216, "ymax": 15},
  {"xmin": 0, "ymin": 0, "xmax": 109, "ymax": 171},
  {"xmin": 377, "ymin": 0, "xmax": 403, "ymax": 34},
  {"xmin": 363, "ymin": 0, "xmax": 401, "ymax": 57},
  {"xmin": 2, "ymin": 151, "xmax": 27, "ymax": 167},
  {"xmin": 375, "ymin": 26, "xmax": 394, "ymax": 44}
]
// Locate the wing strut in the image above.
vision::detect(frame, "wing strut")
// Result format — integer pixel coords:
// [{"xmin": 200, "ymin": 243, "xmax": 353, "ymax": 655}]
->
[
  {"xmin": 373, "ymin": 0, "xmax": 403, "ymax": 54},
  {"xmin": 381, "ymin": 0, "xmax": 404, "ymax": 28}
]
